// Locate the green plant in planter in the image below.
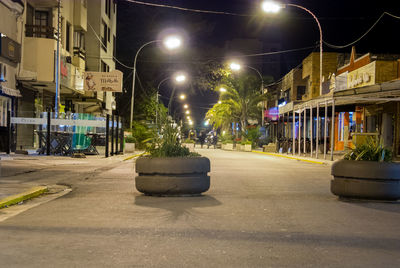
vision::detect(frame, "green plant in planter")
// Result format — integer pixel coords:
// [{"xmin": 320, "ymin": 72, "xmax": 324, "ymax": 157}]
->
[
  {"xmin": 145, "ymin": 107, "xmax": 199, "ymax": 158},
  {"xmin": 183, "ymin": 138, "xmax": 195, "ymax": 144},
  {"xmin": 240, "ymin": 140, "xmax": 252, "ymax": 145},
  {"xmin": 344, "ymin": 137, "xmax": 392, "ymax": 162}
]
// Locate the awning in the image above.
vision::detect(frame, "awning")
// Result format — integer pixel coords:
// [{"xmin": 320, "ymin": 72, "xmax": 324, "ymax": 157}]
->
[{"xmin": 0, "ymin": 85, "xmax": 22, "ymax": 97}]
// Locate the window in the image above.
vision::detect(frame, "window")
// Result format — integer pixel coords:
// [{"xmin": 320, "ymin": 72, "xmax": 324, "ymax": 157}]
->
[
  {"xmin": 73, "ymin": 31, "xmax": 85, "ymax": 59},
  {"xmin": 101, "ymin": 20, "xmax": 107, "ymax": 51},
  {"xmin": 66, "ymin": 22, "xmax": 71, "ymax": 52},
  {"xmin": 113, "ymin": 35, "xmax": 116, "ymax": 58},
  {"xmin": 0, "ymin": 63, "xmax": 6, "ymax": 82},
  {"xmin": 296, "ymin": 86, "xmax": 306, "ymax": 100},
  {"xmin": 0, "ymin": 96, "xmax": 11, "ymax": 127},
  {"xmin": 101, "ymin": 61, "xmax": 109, "ymax": 72},
  {"xmin": 105, "ymin": 0, "xmax": 111, "ymax": 18},
  {"xmin": 107, "ymin": 27, "xmax": 110, "ymax": 43}
]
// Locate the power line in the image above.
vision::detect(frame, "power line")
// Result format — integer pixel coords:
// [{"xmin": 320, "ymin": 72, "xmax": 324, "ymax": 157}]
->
[
  {"xmin": 123, "ymin": 0, "xmax": 251, "ymax": 17},
  {"xmin": 324, "ymin": 11, "xmax": 400, "ymax": 49}
]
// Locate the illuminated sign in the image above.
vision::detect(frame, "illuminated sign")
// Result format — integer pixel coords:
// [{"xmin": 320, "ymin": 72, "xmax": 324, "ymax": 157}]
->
[
  {"xmin": 84, "ymin": 70, "xmax": 123, "ymax": 92},
  {"xmin": 347, "ymin": 61, "xmax": 375, "ymax": 89}
]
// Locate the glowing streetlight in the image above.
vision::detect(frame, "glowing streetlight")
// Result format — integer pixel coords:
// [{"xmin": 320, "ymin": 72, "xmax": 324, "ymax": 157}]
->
[
  {"xmin": 130, "ymin": 33, "xmax": 183, "ymax": 129},
  {"xmin": 262, "ymin": 1, "xmax": 323, "ymax": 96},
  {"xmin": 163, "ymin": 35, "xmax": 182, "ymax": 50},
  {"xmin": 261, "ymin": 1, "xmax": 282, "ymax": 13},
  {"xmin": 184, "ymin": 104, "xmax": 189, "ymax": 109},
  {"xmin": 179, "ymin": 94, "xmax": 186, "ymax": 100},
  {"xmin": 218, "ymin": 101, "xmax": 222, "ymax": 104},
  {"xmin": 175, "ymin": 74, "xmax": 186, "ymax": 83},
  {"xmin": 219, "ymin": 87, "xmax": 227, "ymax": 93},
  {"xmin": 185, "ymin": 110, "xmax": 190, "ymax": 115},
  {"xmin": 189, "ymin": 121, "xmax": 193, "ymax": 126},
  {"xmin": 230, "ymin": 62, "xmax": 241, "ymax": 71}
]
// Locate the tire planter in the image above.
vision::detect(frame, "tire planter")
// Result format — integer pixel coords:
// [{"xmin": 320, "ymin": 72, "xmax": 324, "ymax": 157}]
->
[
  {"xmin": 331, "ymin": 159, "xmax": 400, "ymax": 200},
  {"xmin": 135, "ymin": 157, "xmax": 210, "ymax": 196}
]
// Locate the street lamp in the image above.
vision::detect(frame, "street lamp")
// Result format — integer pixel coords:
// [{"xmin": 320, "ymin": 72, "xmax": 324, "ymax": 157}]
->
[
  {"xmin": 179, "ymin": 94, "xmax": 186, "ymax": 100},
  {"xmin": 156, "ymin": 71, "xmax": 186, "ymax": 125},
  {"xmin": 218, "ymin": 101, "xmax": 222, "ymax": 104},
  {"xmin": 262, "ymin": 1, "xmax": 323, "ymax": 95},
  {"xmin": 184, "ymin": 104, "xmax": 189, "ymax": 109},
  {"xmin": 229, "ymin": 61, "xmax": 265, "ymax": 126},
  {"xmin": 130, "ymin": 34, "xmax": 183, "ymax": 129},
  {"xmin": 219, "ymin": 87, "xmax": 227, "ymax": 93}
]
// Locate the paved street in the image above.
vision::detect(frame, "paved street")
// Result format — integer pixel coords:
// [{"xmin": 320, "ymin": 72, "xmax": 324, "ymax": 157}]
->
[{"xmin": 0, "ymin": 149, "xmax": 399, "ymax": 267}]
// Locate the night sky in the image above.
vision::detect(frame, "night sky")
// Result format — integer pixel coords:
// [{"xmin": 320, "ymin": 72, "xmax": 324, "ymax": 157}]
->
[{"xmin": 115, "ymin": 0, "xmax": 400, "ymax": 128}]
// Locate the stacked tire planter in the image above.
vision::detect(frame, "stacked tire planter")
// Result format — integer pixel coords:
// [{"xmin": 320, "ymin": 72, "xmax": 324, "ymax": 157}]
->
[
  {"xmin": 331, "ymin": 159, "xmax": 400, "ymax": 200},
  {"xmin": 135, "ymin": 157, "xmax": 210, "ymax": 196}
]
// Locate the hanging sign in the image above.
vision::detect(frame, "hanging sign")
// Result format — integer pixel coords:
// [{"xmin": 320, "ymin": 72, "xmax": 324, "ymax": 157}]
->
[{"xmin": 83, "ymin": 70, "xmax": 123, "ymax": 92}]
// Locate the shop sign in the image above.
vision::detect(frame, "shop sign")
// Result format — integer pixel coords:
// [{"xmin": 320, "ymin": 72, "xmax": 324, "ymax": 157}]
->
[
  {"xmin": 347, "ymin": 61, "xmax": 375, "ymax": 89},
  {"xmin": 0, "ymin": 34, "xmax": 21, "ymax": 63},
  {"xmin": 83, "ymin": 70, "xmax": 123, "ymax": 92}
]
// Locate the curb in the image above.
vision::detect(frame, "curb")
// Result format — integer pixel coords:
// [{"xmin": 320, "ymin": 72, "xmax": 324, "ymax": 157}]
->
[
  {"xmin": 0, "ymin": 186, "xmax": 48, "ymax": 209},
  {"xmin": 123, "ymin": 152, "xmax": 147, "ymax": 161},
  {"xmin": 251, "ymin": 151, "xmax": 326, "ymax": 165}
]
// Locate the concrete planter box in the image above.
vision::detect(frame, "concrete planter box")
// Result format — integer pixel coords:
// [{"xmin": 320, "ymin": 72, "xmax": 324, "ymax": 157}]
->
[
  {"xmin": 331, "ymin": 159, "xmax": 400, "ymax": 200},
  {"xmin": 124, "ymin": 143, "xmax": 135, "ymax": 153},
  {"xmin": 236, "ymin": 144, "xmax": 243, "ymax": 151},
  {"xmin": 182, "ymin": 143, "xmax": 195, "ymax": 152},
  {"xmin": 263, "ymin": 143, "xmax": 276, "ymax": 152},
  {"xmin": 222, "ymin": 143, "xmax": 234, "ymax": 150},
  {"xmin": 135, "ymin": 157, "xmax": 211, "ymax": 196},
  {"xmin": 243, "ymin": 144, "xmax": 252, "ymax": 152}
]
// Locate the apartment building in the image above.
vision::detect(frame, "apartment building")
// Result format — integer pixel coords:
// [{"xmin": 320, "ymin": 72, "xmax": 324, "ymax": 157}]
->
[{"xmin": 0, "ymin": 0, "xmax": 24, "ymax": 152}]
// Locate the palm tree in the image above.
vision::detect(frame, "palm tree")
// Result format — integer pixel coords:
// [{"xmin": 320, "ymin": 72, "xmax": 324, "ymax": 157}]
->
[{"xmin": 206, "ymin": 73, "xmax": 269, "ymax": 135}]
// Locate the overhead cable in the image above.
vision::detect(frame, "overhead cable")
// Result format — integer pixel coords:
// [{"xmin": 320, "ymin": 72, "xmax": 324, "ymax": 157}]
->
[{"xmin": 324, "ymin": 11, "xmax": 400, "ymax": 49}]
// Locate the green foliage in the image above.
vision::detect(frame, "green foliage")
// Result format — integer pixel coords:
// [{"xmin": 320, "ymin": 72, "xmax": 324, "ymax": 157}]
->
[
  {"xmin": 240, "ymin": 140, "xmax": 252, "ymax": 145},
  {"xmin": 344, "ymin": 137, "xmax": 393, "ymax": 162},
  {"xmin": 125, "ymin": 135, "xmax": 136, "ymax": 144},
  {"xmin": 146, "ymin": 106, "xmax": 200, "ymax": 158},
  {"xmin": 206, "ymin": 71, "xmax": 272, "ymax": 134},
  {"xmin": 244, "ymin": 126, "xmax": 261, "ymax": 147},
  {"xmin": 130, "ymin": 121, "xmax": 154, "ymax": 150},
  {"xmin": 219, "ymin": 133, "xmax": 234, "ymax": 143},
  {"xmin": 183, "ymin": 138, "xmax": 195, "ymax": 144}
]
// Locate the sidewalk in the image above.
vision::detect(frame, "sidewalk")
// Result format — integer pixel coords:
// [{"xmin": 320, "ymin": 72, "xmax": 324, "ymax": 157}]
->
[
  {"xmin": 0, "ymin": 152, "xmax": 139, "ymax": 209},
  {"xmin": 250, "ymin": 149, "xmax": 343, "ymax": 165}
]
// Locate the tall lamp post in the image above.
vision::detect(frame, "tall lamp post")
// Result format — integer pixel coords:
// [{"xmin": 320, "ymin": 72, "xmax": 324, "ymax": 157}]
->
[
  {"xmin": 130, "ymin": 35, "xmax": 182, "ymax": 129},
  {"xmin": 262, "ymin": 1, "xmax": 323, "ymax": 95},
  {"xmin": 155, "ymin": 72, "xmax": 187, "ymax": 124},
  {"xmin": 229, "ymin": 62, "xmax": 265, "ymax": 126}
]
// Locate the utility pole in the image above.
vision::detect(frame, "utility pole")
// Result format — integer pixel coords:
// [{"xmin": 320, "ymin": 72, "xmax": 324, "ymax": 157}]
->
[{"xmin": 55, "ymin": 0, "xmax": 61, "ymax": 116}]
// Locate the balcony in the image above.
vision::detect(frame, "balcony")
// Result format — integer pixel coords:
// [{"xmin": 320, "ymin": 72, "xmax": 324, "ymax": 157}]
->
[
  {"xmin": 73, "ymin": 0, "xmax": 87, "ymax": 31},
  {"xmin": 25, "ymin": 25, "xmax": 56, "ymax": 39},
  {"xmin": 23, "ymin": 37, "xmax": 56, "ymax": 82}
]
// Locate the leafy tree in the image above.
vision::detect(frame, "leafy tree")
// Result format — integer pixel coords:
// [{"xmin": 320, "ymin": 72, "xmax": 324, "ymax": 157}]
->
[{"xmin": 206, "ymin": 71, "xmax": 271, "ymax": 136}]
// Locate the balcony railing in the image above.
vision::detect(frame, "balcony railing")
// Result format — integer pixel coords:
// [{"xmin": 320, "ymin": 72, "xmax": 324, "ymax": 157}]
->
[
  {"xmin": 25, "ymin": 25, "xmax": 56, "ymax": 39},
  {"xmin": 73, "ymin": 47, "xmax": 86, "ymax": 60}
]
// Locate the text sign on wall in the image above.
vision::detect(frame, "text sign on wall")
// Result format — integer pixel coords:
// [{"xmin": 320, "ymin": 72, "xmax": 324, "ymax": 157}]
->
[
  {"xmin": 84, "ymin": 70, "xmax": 123, "ymax": 92},
  {"xmin": 347, "ymin": 61, "xmax": 376, "ymax": 89}
]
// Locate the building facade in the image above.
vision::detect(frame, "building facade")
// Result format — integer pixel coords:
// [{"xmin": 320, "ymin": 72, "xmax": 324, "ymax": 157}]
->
[{"xmin": 0, "ymin": 0, "xmax": 24, "ymax": 152}]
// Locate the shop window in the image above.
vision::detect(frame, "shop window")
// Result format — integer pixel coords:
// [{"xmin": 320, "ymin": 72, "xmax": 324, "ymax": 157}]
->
[
  {"xmin": 0, "ymin": 97, "xmax": 11, "ymax": 127},
  {"xmin": 101, "ymin": 61, "xmax": 109, "ymax": 72}
]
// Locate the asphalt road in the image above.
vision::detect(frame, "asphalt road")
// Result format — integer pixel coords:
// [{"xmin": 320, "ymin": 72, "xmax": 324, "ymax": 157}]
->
[{"xmin": 0, "ymin": 149, "xmax": 399, "ymax": 267}]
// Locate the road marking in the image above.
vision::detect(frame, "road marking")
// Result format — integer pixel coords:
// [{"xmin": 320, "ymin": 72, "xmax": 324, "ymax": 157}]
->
[{"xmin": 251, "ymin": 151, "xmax": 325, "ymax": 164}]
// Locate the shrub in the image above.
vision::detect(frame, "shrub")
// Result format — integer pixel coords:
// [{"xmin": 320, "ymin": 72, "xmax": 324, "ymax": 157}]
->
[
  {"xmin": 183, "ymin": 138, "xmax": 195, "ymax": 144},
  {"xmin": 130, "ymin": 121, "xmax": 153, "ymax": 149},
  {"xmin": 344, "ymin": 137, "xmax": 392, "ymax": 162},
  {"xmin": 125, "ymin": 136, "xmax": 136, "ymax": 143}
]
